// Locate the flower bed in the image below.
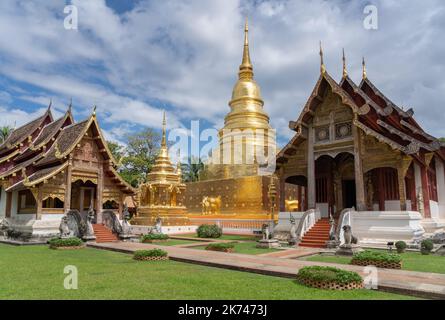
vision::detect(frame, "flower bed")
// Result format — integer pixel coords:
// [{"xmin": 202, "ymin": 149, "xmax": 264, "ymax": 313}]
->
[
  {"xmin": 140, "ymin": 233, "xmax": 169, "ymax": 243},
  {"xmin": 48, "ymin": 237, "xmax": 84, "ymax": 250},
  {"xmin": 205, "ymin": 243, "xmax": 234, "ymax": 253},
  {"xmin": 350, "ymin": 250, "xmax": 402, "ymax": 269},
  {"xmin": 133, "ymin": 249, "xmax": 169, "ymax": 261},
  {"xmin": 296, "ymin": 266, "xmax": 363, "ymax": 290}
]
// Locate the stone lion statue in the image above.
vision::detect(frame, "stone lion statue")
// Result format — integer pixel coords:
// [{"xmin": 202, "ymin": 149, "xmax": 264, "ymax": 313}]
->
[
  {"xmin": 342, "ymin": 225, "xmax": 358, "ymax": 245},
  {"xmin": 201, "ymin": 196, "xmax": 222, "ymax": 215},
  {"xmin": 59, "ymin": 216, "xmax": 72, "ymax": 239}
]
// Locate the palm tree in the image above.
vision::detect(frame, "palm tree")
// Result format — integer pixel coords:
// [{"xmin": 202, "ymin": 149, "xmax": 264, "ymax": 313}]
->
[
  {"xmin": 0, "ymin": 126, "xmax": 12, "ymax": 144},
  {"xmin": 181, "ymin": 157, "xmax": 204, "ymax": 182}
]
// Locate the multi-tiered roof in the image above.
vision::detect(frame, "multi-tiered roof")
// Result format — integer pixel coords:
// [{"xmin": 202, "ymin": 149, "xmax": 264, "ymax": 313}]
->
[
  {"xmin": 277, "ymin": 46, "xmax": 445, "ymax": 168},
  {"xmin": 0, "ymin": 104, "xmax": 133, "ymax": 195}
]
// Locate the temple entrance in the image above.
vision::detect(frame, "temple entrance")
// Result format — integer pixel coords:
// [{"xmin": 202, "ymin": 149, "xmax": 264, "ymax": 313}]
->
[
  {"xmin": 315, "ymin": 152, "xmax": 355, "ymax": 217},
  {"xmin": 342, "ymin": 179, "xmax": 356, "ymax": 209},
  {"xmin": 283, "ymin": 175, "xmax": 307, "ymax": 212},
  {"xmin": 70, "ymin": 180, "xmax": 97, "ymax": 219}
]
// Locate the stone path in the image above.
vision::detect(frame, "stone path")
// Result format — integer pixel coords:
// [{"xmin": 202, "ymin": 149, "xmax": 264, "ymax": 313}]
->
[{"xmin": 88, "ymin": 241, "xmax": 445, "ymax": 299}]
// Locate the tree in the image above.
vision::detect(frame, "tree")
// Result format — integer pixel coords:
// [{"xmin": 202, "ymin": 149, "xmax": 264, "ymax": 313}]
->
[
  {"xmin": 0, "ymin": 126, "xmax": 12, "ymax": 144},
  {"xmin": 118, "ymin": 129, "xmax": 161, "ymax": 187},
  {"xmin": 107, "ymin": 140, "xmax": 125, "ymax": 164},
  {"xmin": 181, "ymin": 156, "xmax": 204, "ymax": 182}
]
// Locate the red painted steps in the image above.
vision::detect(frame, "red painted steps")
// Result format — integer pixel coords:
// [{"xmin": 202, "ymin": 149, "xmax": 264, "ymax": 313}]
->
[
  {"xmin": 92, "ymin": 224, "xmax": 119, "ymax": 243},
  {"xmin": 299, "ymin": 218, "xmax": 331, "ymax": 248}
]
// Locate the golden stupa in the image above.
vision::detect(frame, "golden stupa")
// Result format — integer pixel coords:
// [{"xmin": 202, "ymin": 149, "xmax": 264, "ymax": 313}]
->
[
  {"xmin": 132, "ymin": 112, "xmax": 189, "ymax": 226},
  {"xmin": 184, "ymin": 19, "xmax": 278, "ymax": 218}
]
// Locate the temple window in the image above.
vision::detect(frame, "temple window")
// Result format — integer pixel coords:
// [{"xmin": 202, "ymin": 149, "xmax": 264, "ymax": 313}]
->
[
  {"xmin": 42, "ymin": 197, "xmax": 64, "ymax": 209},
  {"xmin": 103, "ymin": 200, "xmax": 119, "ymax": 210}
]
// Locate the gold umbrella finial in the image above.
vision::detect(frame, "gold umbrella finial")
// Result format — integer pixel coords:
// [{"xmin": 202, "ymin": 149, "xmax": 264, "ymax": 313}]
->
[
  {"xmin": 239, "ymin": 17, "xmax": 253, "ymax": 79},
  {"xmin": 161, "ymin": 111, "xmax": 167, "ymax": 148}
]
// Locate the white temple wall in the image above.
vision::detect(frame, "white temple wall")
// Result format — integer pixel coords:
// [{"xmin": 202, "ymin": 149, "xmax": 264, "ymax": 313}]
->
[
  {"xmin": 429, "ymin": 200, "xmax": 440, "ymax": 220},
  {"xmin": 435, "ymin": 159, "xmax": 445, "ymax": 220},
  {"xmin": 384, "ymin": 200, "xmax": 401, "ymax": 211},
  {"xmin": 10, "ymin": 190, "xmax": 18, "ymax": 217}
]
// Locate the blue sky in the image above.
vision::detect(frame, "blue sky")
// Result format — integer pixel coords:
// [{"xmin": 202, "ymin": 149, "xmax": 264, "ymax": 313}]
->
[{"xmin": 0, "ymin": 0, "xmax": 444, "ymax": 151}]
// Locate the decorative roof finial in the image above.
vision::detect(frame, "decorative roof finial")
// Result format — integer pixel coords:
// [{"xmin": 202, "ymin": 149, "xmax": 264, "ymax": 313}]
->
[
  {"xmin": 48, "ymin": 98, "xmax": 52, "ymax": 111},
  {"xmin": 161, "ymin": 111, "xmax": 167, "ymax": 148},
  {"xmin": 239, "ymin": 17, "xmax": 253, "ymax": 80},
  {"xmin": 319, "ymin": 41, "xmax": 326, "ymax": 75},
  {"xmin": 342, "ymin": 48, "xmax": 348, "ymax": 78},
  {"xmin": 362, "ymin": 56, "xmax": 367, "ymax": 79},
  {"xmin": 92, "ymin": 105, "xmax": 97, "ymax": 117}
]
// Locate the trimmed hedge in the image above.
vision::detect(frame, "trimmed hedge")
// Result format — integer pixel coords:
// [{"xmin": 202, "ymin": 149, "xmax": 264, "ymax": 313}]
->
[
  {"xmin": 421, "ymin": 239, "xmax": 434, "ymax": 255},
  {"xmin": 395, "ymin": 241, "xmax": 407, "ymax": 253},
  {"xmin": 134, "ymin": 249, "xmax": 168, "ymax": 259},
  {"xmin": 197, "ymin": 224, "xmax": 222, "ymax": 238},
  {"xmin": 296, "ymin": 266, "xmax": 362, "ymax": 287},
  {"xmin": 141, "ymin": 233, "xmax": 169, "ymax": 243},
  {"xmin": 205, "ymin": 243, "xmax": 235, "ymax": 252},
  {"xmin": 49, "ymin": 237, "xmax": 83, "ymax": 248}
]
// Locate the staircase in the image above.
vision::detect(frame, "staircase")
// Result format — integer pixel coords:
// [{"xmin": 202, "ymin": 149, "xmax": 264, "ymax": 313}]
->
[
  {"xmin": 299, "ymin": 218, "xmax": 330, "ymax": 248},
  {"xmin": 92, "ymin": 224, "xmax": 119, "ymax": 243}
]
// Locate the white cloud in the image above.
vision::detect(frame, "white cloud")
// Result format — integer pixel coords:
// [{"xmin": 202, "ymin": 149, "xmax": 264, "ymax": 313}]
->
[{"xmin": 0, "ymin": 0, "xmax": 444, "ymax": 143}]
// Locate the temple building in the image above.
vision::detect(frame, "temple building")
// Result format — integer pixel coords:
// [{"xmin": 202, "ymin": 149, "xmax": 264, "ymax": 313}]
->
[
  {"xmin": 132, "ymin": 112, "xmax": 188, "ymax": 227},
  {"xmin": 184, "ymin": 21, "xmax": 293, "ymax": 218},
  {"xmin": 0, "ymin": 105, "xmax": 135, "ymax": 238},
  {"xmin": 276, "ymin": 45, "xmax": 445, "ymax": 244}
]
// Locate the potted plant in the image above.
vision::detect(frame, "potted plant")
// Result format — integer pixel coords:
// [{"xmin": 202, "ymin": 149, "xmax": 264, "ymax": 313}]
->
[
  {"xmin": 350, "ymin": 250, "xmax": 402, "ymax": 269},
  {"xmin": 420, "ymin": 239, "xmax": 434, "ymax": 255},
  {"xmin": 395, "ymin": 241, "xmax": 407, "ymax": 254},
  {"xmin": 196, "ymin": 224, "xmax": 222, "ymax": 238},
  {"xmin": 133, "ymin": 249, "xmax": 169, "ymax": 261},
  {"xmin": 296, "ymin": 266, "xmax": 363, "ymax": 290}
]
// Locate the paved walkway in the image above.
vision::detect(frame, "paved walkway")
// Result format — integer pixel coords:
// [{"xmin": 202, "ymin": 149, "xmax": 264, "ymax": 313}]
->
[{"xmin": 88, "ymin": 241, "xmax": 445, "ymax": 299}]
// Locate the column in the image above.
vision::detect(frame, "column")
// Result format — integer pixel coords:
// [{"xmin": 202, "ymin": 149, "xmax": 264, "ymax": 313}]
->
[
  {"xmin": 36, "ymin": 186, "xmax": 43, "ymax": 220},
  {"xmin": 352, "ymin": 125, "xmax": 366, "ymax": 210},
  {"xmin": 435, "ymin": 158, "xmax": 445, "ymax": 218},
  {"xmin": 307, "ymin": 125, "xmax": 316, "ymax": 209},
  {"xmin": 279, "ymin": 175, "xmax": 285, "ymax": 212},
  {"xmin": 420, "ymin": 164, "xmax": 431, "ymax": 218},
  {"xmin": 96, "ymin": 164, "xmax": 104, "ymax": 224},
  {"xmin": 64, "ymin": 159, "xmax": 72, "ymax": 213},
  {"xmin": 397, "ymin": 167, "xmax": 407, "ymax": 211},
  {"xmin": 118, "ymin": 192, "xmax": 124, "ymax": 219},
  {"xmin": 5, "ymin": 191, "xmax": 12, "ymax": 218},
  {"xmin": 414, "ymin": 163, "xmax": 423, "ymax": 214}
]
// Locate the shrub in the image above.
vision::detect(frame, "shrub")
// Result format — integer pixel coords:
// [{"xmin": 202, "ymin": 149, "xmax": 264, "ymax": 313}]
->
[
  {"xmin": 133, "ymin": 249, "xmax": 168, "ymax": 260},
  {"xmin": 352, "ymin": 250, "xmax": 402, "ymax": 264},
  {"xmin": 205, "ymin": 242, "xmax": 235, "ymax": 252},
  {"xmin": 48, "ymin": 237, "xmax": 83, "ymax": 248},
  {"xmin": 196, "ymin": 224, "xmax": 222, "ymax": 238},
  {"xmin": 395, "ymin": 241, "xmax": 407, "ymax": 253},
  {"xmin": 296, "ymin": 266, "xmax": 362, "ymax": 285},
  {"xmin": 141, "ymin": 233, "xmax": 169, "ymax": 242},
  {"xmin": 421, "ymin": 239, "xmax": 434, "ymax": 255}
]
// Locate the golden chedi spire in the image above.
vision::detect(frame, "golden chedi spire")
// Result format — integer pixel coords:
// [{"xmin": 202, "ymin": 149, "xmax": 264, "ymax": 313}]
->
[
  {"xmin": 224, "ymin": 18, "xmax": 271, "ymax": 132},
  {"xmin": 146, "ymin": 111, "xmax": 180, "ymax": 183}
]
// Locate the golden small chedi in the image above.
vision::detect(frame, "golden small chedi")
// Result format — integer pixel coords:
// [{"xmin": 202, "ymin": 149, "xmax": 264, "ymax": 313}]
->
[{"xmin": 132, "ymin": 112, "xmax": 189, "ymax": 226}]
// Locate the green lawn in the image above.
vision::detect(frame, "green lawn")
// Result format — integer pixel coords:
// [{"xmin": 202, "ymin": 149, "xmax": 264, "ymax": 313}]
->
[
  {"xmin": 192, "ymin": 241, "xmax": 287, "ymax": 255},
  {"xmin": 304, "ymin": 250, "xmax": 445, "ymax": 274},
  {"xmin": 0, "ymin": 244, "xmax": 414, "ymax": 300}
]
